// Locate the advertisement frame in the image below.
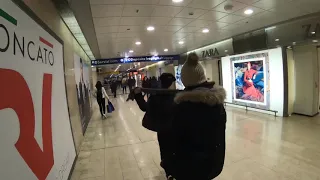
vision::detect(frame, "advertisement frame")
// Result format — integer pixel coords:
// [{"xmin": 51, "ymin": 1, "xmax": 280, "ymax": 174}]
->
[
  {"xmin": 232, "ymin": 57, "xmax": 267, "ymax": 106},
  {"xmin": 10, "ymin": 0, "xmax": 77, "ymax": 178},
  {"xmin": 74, "ymin": 54, "xmax": 92, "ymax": 135}
]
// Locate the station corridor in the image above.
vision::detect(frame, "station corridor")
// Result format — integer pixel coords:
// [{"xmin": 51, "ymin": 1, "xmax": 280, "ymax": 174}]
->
[{"xmin": 70, "ymin": 95, "xmax": 320, "ymax": 180}]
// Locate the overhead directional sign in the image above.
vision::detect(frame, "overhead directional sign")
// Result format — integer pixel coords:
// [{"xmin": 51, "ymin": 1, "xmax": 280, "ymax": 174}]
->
[{"xmin": 91, "ymin": 55, "xmax": 180, "ymax": 66}]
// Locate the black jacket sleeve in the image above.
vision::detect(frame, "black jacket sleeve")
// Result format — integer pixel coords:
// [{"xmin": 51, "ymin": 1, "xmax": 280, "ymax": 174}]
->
[{"xmin": 135, "ymin": 93, "xmax": 147, "ymax": 112}]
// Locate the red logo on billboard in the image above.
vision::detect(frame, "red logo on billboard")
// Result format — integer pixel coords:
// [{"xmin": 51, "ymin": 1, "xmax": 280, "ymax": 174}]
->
[{"xmin": 0, "ymin": 69, "xmax": 54, "ymax": 180}]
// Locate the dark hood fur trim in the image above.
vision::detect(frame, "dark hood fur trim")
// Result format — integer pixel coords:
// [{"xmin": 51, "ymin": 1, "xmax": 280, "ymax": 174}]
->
[{"xmin": 174, "ymin": 86, "xmax": 226, "ymax": 106}]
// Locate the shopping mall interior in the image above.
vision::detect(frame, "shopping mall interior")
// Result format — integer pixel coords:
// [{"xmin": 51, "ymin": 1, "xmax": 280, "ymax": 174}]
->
[{"xmin": 1, "ymin": 0, "xmax": 320, "ymax": 179}]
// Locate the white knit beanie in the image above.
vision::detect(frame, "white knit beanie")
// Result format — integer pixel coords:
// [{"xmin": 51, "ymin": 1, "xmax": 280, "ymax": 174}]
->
[{"xmin": 181, "ymin": 52, "xmax": 207, "ymax": 87}]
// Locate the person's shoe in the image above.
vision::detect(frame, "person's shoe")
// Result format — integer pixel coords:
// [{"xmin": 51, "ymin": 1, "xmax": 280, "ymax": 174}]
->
[{"xmin": 103, "ymin": 114, "xmax": 107, "ymax": 118}]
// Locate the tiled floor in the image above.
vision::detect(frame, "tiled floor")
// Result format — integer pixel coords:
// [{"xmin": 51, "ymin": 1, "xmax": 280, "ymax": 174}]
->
[{"xmin": 71, "ymin": 95, "xmax": 320, "ymax": 180}]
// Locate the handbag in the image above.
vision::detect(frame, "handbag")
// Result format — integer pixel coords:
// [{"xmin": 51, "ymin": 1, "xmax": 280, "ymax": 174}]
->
[{"xmin": 107, "ymin": 100, "xmax": 115, "ymax": 113}]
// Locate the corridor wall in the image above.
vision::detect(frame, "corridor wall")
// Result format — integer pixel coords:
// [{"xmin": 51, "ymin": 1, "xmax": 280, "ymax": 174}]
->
[
  {"xmin": 22, "ymin": 0, "xmax": 93, "ymax": 152},
  {"xmin": 200, "ymin": 59, "xmax": 220, "ymax": 84},
  {"xmin": 222, "ymin": 48, "xmax": 285, "ymax": 116},
  {"xmin": 292, "ymin": 45, "xmax": 319, "ymax": 116}
]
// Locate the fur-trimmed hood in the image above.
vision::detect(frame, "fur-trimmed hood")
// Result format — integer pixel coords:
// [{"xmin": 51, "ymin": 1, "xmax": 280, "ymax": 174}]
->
[{"xmin": 174, "ymin": 86, "xmax": 226, "ymax": 106}]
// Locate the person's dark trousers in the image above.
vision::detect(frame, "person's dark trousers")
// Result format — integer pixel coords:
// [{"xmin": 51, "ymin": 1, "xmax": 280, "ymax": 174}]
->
[
  {"xmin": 123, "ymin": 86, "xmax": 127, "ymax": 94},
  {"xmin": 158, "ymin": 131, "xmax": 173, "ymax": 177},
  {"xmin": 113, "ymin": 90, "xmax": 117, "ymax": 98},
  {"xmin": 97, "ymin": 98, "xmax": 106, "ymax": 116},
  {"xmin": 128, "ymin": 85, "xmax": 133, "ymax": 92}
]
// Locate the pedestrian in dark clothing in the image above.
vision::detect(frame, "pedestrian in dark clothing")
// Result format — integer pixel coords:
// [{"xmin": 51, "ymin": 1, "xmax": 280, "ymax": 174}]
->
[
  {"xmin": 142, "ymin": 77, "xmax": 148, "ymax": 88},
  {"xmin": 142, "ymin": 77, "xmax": 149, "ymax": 97},
  {"xmin": 128, "ymin": 77, "xmax": 135, "ymax": 92},
  {"xmin": 122, "ymin": 77, "xmax": 128, "ymax": 94},
  {"xmin": 150, "ymin": 76, "xmax": 158, "ymax": 88},
  {"xmin": 94, "ymin": 81, "xmax": 110, "ymax": 119},
  {"xmin": 110, "ymin": 80, "xmax": 117, "ymax": 98},
  {"xmin": 166, "ymin": 52, "xmax": 226, "ymax": 180},
  {"xmin": 127, "ymin": 76, "xmax": 136, "ymax": 101},
  {"xmin": 134, "ymin": 73, "xmax": 176, "ymax": 178}
]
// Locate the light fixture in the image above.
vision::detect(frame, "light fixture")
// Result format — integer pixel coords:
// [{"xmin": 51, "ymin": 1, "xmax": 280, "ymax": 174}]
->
[
  {"xmin": 244, "ymin": 9, "xmax": 254, "ymax": 15},
  {"xmin": 202, "ymin": 28, "xmax": 209, "ymax": 33},
  {"xmin": 225, "ymin": 50, "xmax": 228, "ymax": 53},
  {"xmin": 179, "ymin": 41, "xmax": 184, "ymax": 44},
  {"xmin": 312, "ymin": 39, "xmax": 318, "ymax": 43},
  {"xmin": 129, "ymin": 50, "xmax": 134, "ymax": 53},
  {"xmin": 164, "ymin": 49, "xmax": 168, "ymax": 52},
  {"xmin": 135, "ymin": 41, "xmax": 141, "ymax": 45},
  {"xmin": 292, "ymin": 42, "xmax": 296, "ymax": 45},
  {"xmin": 172, "ymin": 0, "xmax": 183, "ymax": 3},
  {"xmin": 311, "ymin": 31, "xmax": 316, "ymax": 34},
  {"xmin": 287, "ymin": 46, "xmax": 292, "ymax": 49},
  {"xmin": 147, "ymin": 26, "xmax": 155, "ymax": 31},
  {"xmin": 265, "ymin": 26, "xmax": 276, "ymax": 31},
  {"xmin": 114, "ymin": 65, "xmax": 121, "ymax": 72},
  {"xmin": 275, "ymin": 39, "xmax": 280, "ymax": 42},
  {"xmin": 62, "ymin": 15, "xmax": 96, "ymax": 60}
]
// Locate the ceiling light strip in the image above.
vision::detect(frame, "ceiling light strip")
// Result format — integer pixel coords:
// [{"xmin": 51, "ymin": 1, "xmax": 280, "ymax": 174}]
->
[{"xmin": 55, "ymin": 1, "xmax": 96, "ymax": 61}]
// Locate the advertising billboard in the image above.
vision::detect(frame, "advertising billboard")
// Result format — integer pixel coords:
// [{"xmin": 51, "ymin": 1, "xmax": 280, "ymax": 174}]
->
[
  {"xmin": 230, "ymin": 53, "xmax": 271, "ymax": 110},
  {"xmin": 0, "ymin": 1, "xmax": 76, "ymax": 180},
  {"xmin": 74, "ymin": 54, "xmax": 92, "ymax": 134}
]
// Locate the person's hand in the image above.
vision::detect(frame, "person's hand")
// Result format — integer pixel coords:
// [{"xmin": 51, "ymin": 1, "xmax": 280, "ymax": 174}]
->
[{"xmin": 134, "ymin": 87, "xmax": 142, "ymax": 94}]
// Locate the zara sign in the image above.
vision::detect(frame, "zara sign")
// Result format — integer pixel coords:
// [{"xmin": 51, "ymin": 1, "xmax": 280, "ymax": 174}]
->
[
  {"xmin": 202, "ymin": 48, "xmax": 220, "ymax": 58},
  {"xmin": 188, "ymin": 38, "xmax": 234, "ymax": 60}
]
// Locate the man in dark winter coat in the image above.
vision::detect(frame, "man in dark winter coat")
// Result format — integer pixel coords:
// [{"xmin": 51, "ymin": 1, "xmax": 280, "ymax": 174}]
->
[
  {"xmin": 166, "ymin": 52, "xmax": 226, "ymax": 180},
  {"xmin": 134, "ymin": 73, "xmax": 176, "ymax": 178}
]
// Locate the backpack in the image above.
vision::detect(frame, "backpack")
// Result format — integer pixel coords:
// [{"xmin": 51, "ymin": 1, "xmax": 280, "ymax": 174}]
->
[{"xmin": 97, "ymin": 88, "xmax": 103, "ymax": 102}]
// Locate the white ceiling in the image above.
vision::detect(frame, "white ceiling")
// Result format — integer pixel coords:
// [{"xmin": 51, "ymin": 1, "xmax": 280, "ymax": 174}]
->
[{"xmin": 90, "ymin": 0, "xmax": 320, "ymax": 58}]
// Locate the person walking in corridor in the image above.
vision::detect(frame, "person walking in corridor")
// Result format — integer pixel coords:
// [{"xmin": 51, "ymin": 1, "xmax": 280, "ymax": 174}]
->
[
  {"xmin": 94, "ymin": 81, "xmax": 110, "ymax": 119},
  {"xmin": 122, "ymin": 77, "xmax": 128, "ymax": 94},
  {"xmin": 150, "ymin": 76, "xmax": 158, "ymax": 88},
  {"xmin": 128, "ymin": 76, "xmax": 134, "ymax": 92},
  {"xmin": 134, "ymin": 73, "xmax": 176, "ymax": 179},
  {"xmin": 166, "ymin": 53, "xmax": 226, "ymax": 180},
  {"xmin": 111, "ymin": 80, "xmax": 118, "ymax": 98},
  {"xmin": 142, "ymin": 76, "xmax": 150, "ymax": 97}
]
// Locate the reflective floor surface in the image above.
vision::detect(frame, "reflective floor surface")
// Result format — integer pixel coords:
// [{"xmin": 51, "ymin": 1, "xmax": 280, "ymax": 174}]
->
[{"xmin": 71, "ymin": 95, "xmax": 320, "ymax": 180}]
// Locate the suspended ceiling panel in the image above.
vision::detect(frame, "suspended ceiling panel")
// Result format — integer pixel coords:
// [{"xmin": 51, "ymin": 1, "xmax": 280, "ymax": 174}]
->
[{"xmin": 89, "ymin": 0, "xmax": 320, "ymax": 58}]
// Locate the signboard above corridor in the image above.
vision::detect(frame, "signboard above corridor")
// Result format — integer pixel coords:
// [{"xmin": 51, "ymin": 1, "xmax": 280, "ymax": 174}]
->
[
  {"xmin": 91, "ymin": 55, "xmax": 180, "ymax": 66},
  {"xmin": 188, "ymin": 38, "xmax": 234, "ymax": 60}
]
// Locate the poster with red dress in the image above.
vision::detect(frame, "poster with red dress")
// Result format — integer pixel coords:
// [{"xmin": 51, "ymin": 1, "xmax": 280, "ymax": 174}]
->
[{"xmin": 231, "ymin": 53, "xmax": 270, "ymax": 109}]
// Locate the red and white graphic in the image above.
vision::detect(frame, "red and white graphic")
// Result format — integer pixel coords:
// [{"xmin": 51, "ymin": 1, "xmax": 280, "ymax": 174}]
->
[
  {"xmin": 0, "ymin": 69, "xmax": 54, "ymax": 180},
  {"xmin": 1, "ymin": 1, "xmax": 76, "ymax": 180}
]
